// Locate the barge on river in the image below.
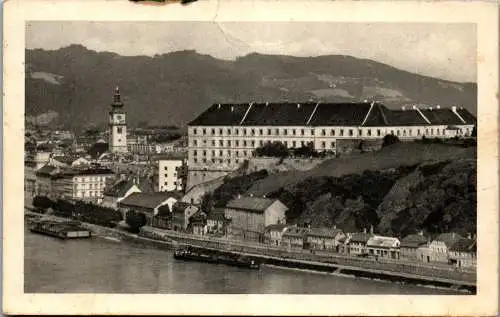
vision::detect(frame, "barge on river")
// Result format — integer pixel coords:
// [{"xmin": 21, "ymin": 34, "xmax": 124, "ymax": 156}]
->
[
  {"xmin": 30, "ymin": 219, "xmax": 92, "ymax": 239},
  {"xmin": 174, "ymin": 246, "xmax": 260, "ymax": 270}
]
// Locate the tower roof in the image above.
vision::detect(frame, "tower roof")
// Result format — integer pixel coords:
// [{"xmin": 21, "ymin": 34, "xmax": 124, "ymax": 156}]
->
[{"xmin": 111, "ymin": 85, "xmax": 124, "ymax": 108}]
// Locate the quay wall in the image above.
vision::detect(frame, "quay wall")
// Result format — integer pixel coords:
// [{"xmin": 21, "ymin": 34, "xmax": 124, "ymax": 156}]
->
[{"xmin": 141, "ymin": 227, "xmax": 476, "ymax": 287}]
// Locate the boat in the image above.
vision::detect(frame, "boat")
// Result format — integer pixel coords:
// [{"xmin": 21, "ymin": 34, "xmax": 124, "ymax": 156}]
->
[
  {"xmin": 30, "ymin": 220, "xmax": 92, "ymax": 239},
  {"xmin": 173, "ymin": 247, "xmax": 260, "ymax": 270}
]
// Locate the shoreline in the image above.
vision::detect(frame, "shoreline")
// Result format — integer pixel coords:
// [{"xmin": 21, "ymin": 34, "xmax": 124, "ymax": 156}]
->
[{"xmin": 24, "ymin": 211, "xmax": 476, "ymax": 293}]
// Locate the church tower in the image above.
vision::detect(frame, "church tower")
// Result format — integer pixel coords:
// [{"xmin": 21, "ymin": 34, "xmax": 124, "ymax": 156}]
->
[{"xmin": 109, "ymin": 86, "xmax": 128, "ymax": 153}]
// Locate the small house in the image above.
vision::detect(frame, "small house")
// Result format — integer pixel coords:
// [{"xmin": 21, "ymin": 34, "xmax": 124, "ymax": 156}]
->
[
  {"xmin": 118, "ymin": 191, "xmax": 182, "ymax": 226},
  {"xmin": 305, "ymin": 227, "xmax": 345, "ymax": 252},
  {"xmin": 366, "ymin": 235, "xmax": 400, "ymax": 259},
  {"xmin": 429, "ymin": 232, "xmax": 463, "ymax": 263},
  {"xmin": 189, "ymin": 211, "xmax": 208, "ymax": 236},
  {"xmin": 264, "ymin": 224, "xmax": 288, "ymax": 247},
  {"xmin": 206, "ymin": 209, "xmax": 231, "ymax": 236},
  {"xmin": 345, "ymin": 232, "xmax": 374, "ymax": 256},
  {"xmin": 282, "ymin": 227, "xmax": 310, "ymax": 250},
  {"xmin": 448, "ymin": 237, "xmax": 476, "ymax": 268},
  {"xmin": 171, "ymin": 202, "xmax": 199, "ymax": 232},
  {"xmin": 400, "ymin": 232, "xmax": 432, "ymax": 262}
]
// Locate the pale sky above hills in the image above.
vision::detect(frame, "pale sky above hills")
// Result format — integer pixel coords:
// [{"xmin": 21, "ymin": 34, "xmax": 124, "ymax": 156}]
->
[{"xmin": 26, "ymin": 21, "xmax": 476, "ymax": 83}]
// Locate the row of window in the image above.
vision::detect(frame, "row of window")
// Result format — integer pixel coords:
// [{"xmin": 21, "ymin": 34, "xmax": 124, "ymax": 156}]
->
[
  {"xmin": 193, "ymin": 139, "xmax": 319, "ymax": 148},
  {"xmin": 75, "ymin": 190, "xmax": 102, "ymax": 198},
  {"xmin": 74, "ymin": 176, "xmax": 109, "ymax": 182},
  {"xmin": 74, "ymin": 183, "xmax": 106, "ymax": 190},
  {"xmin": 192, "ymin": 127, "xmax": 472, "ymax": 138}
]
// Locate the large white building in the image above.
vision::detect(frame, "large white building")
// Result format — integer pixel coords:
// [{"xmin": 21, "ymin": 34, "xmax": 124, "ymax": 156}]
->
[
  {"xmin": 108, "ymin": 86, "xmax": 128, "ymax": 153},
  {"xmin": 158, "ymin": 159, "xmax": 185, "ymax": 192},
  {"xmin": 186, "ymin": 102, "xmax": 476, "ymax": 187}
]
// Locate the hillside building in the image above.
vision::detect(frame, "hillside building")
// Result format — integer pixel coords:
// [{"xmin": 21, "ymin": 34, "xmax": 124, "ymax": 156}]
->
[
  {"xmin": 187, "ymin": 102, "xmax": 476, "ymax": 188},
  {"xmin": 108, "ymin": 86, "xmax": 128, "ymax": 153},
  {"xmin": 158, "ymin": 158, "xmax": 186, "ymax": 192}
]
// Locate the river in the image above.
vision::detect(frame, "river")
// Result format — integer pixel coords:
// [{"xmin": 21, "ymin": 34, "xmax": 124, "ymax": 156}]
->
[{"xmin": 24, "ymin": 229, "xmax": 462, "ymax": 294}]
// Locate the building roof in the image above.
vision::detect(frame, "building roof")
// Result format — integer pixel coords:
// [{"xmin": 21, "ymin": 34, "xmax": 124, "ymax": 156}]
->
[
  {"xmin": 283, "ymin": 227, "xmax": 310, "ymax": 238},
  {"xmin": 207, "ymin": 210, "xmax": 227, "ymax": 221},
  {"xmin": 265, "ymin": 223, "xmax": 288, "ymax": 232},
  {"xmin": 103, "ymin": 179, "xmax": 138, "ymax": 197},
  {"xmin": 35, "ymin": 165, "xmax": 58, "ymax": 176},
  {"xmin": 307, "ymin": 227, "xmax": 343, "ymax": 238},
  {"xmin": 367, "ymin": 236, "xmax": 400, "ymax": 248},
  {"xmin": 242, "ymin": 103, "xmax": 318, "ymax": 126},
  {"xmin": 119, "ymin": 192, "xmax": 181, "ymax": 210},
  {"xmin": 449, "ymin": 238, "xmax": 476, "ymax": 253},
  {"xmin": 400, "ymin": 233, "xmax": 429, "ymax": 248},
  {"xmin": 189, "ymin": 102, "xmax": 477, "ymax": 128},
  {"xmin": 433, "ymin": 232, "xmax": 463, "ymax": 248},
  {"xmin": 308, "ymin": 102, "xmax": 373, "ymax": 126},
  {"xmin": 419, "ymin": 108, "xmax": 465, "ymax": 125},
  {"xmin": 349, "ymin": 232, "xmax": 374, "ymax": 243},
  {"xmin": 226, "ymin": 197, "xmax": 286, "ymax": 213},
  {"xmin": 188, "ymin": 103, "xmax": 251, "ymax": 126}
]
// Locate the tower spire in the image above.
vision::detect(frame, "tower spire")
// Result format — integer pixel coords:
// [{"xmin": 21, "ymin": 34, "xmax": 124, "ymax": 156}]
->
[{"xmin": 112, "ymin": 85, "xmax": 123, "ymax": 107}]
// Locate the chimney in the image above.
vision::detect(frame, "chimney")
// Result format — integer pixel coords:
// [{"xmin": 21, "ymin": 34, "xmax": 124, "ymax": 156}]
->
[
  {"xmin": 412, "ymin": 105, "xmax": 417, "ymax": 110},
  {"xmin": 363, "ymin": 228, "xmax": 367, "ymax": 234},
  {"xmin": 297, "ymin": 103, "xmax": 301, "ymax": 109},
  {"xmin": 231, "ymin": 106, "xmax": 234, "ymax": 112},
  {"xmin": 429, "ymin": 106, "xmax": 433, "ymax": 111},
  {"xmin": 370, "ymin": 225, "xmax": 374, "ymax": 234},
  {"xmin": 451, "ymin": 106, "xmax": 457, "ymax": 113}
]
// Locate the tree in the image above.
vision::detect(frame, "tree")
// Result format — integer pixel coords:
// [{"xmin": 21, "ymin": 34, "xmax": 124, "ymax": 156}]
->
[
  {"xmin": 32, "ymin": 196, "xmax": 53, "ymax": 212},
  {"xmin": 255, "ymin": 141, "xmax": 289, "ymax": 158},
  {"xmin": 52, "ymin": 199, "xmax": 75, "ymax": 217},
  {"xmin": 292, "ymin": 142, "xmax": 319, "ymax": 158},
  {"xmin": 126, "ymin": 210, "xmax": 147, "ymax": 233},
  {"xmin": 382, "ymin": 134, "xmax": 400, "ymax": 147}
]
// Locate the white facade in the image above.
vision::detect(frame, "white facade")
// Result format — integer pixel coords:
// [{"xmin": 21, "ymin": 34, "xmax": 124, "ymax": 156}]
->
[{"xmin": 158, "ymin": 159, "xmax": 184, "ymax": 191}]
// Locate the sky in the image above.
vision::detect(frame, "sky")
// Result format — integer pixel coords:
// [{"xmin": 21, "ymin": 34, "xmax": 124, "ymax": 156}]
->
[{"xmin": 26, "ymin": 21, "xmax": 476, "ymax": 83}]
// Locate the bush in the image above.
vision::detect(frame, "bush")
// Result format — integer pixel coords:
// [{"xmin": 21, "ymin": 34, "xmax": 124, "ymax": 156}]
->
[
  {"xmin": 126, "ymin": 210, "xmax": 147, "ymax": 233},
  {"xmin": 293, "ymin": 142, "xmax": 319, "ymax": 158},
  {"xmin": 382, "ymin": 134, "xmax": 400, "ymax": 147},
  {"xmin": 52, "ymin": 199, "xmax": 75, "ymax": 218},
  {"xmin": 32, "ymin": 196, "xmax": 53, "ymax": 210},
  {"xmin": 255, "ymin": 141, "xmax": 289, "ymax": 158}
]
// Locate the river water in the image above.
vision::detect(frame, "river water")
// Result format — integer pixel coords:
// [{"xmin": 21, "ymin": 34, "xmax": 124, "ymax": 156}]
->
[{"xmin": 24, "ymin": 229, "xmax": 461, "ymax": 294}]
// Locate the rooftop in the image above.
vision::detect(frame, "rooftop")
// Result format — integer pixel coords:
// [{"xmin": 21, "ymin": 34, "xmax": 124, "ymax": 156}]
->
[
  {"xmin": 449, "ymin": 238, "xmax": 476, "ymax": 253},
  {"xmin": 433, "ymin": 232, "xmax": 463, "ymax": 248},
  {"xmin": 188, "ymin": 102, "xmax": 476, "ymax": 127},
  {"xmin": 226, "ymin": 196, "xmax": 286, "ymax": 213},
  {"xmin": 400, "ymin": 233, "xmax": 429, "ymax": 248},
  {"xmin": 118, "ymin": 192, "xmax": 182, "ymax": 210}
]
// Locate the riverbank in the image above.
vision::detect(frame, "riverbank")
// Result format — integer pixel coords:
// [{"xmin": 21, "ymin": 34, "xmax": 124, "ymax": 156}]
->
[{"xmin": 25, "ymin": 211, "xmax": 476, "ymax": 293}]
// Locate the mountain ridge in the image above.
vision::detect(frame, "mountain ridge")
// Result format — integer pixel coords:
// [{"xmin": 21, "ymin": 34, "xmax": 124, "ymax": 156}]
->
[{"xmin": 26, "ymin": 44, "xmax": 477, "ymax": 131}]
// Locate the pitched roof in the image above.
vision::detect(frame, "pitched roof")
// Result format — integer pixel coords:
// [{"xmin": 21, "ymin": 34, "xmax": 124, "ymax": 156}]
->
[
  {"xmin": 283, "ymin": 227, "xmax": 310, "ymax": 237},
  {"xmin": 207, "ymin": 210, "xmax": 227, "ymax": 221},
  {"xmin": 265, "ymin": 223, "xmax": 288, "ymax": 232},
  {"xmin": 433, "ymin": 232, "xmax": 463, "ymax": 248},
  {"xmin": 349, "ymin": 232, "xmax": 374, "ymax": 243},
  {"xmin": 242, "ymin": 103, "xmax": 317, "ymax": 126},
  {"xmin": 307, "ymin": 227, "xmax": 343, "ymax": 238},
  {"xmin": 308, "ymin": 102, "xmax": 372, "ymax": 126},
  {"xmin": 382, "ymin": 109, "xmax": 429, "ymax": 126},
  {"xmin": 188, "ymin": 103, "xmax": 250, "ymax": 126},
  {"xmin": 419, "ymin": 109, "xmax": 465, "ymax": 125},
  {"xmin": 449, "ymin": 238, "xmax": 476, "ymax": 253},
  {"xmin": 189, "ymin": 102, "xmax": 477, "ymax": 128},
  {"xmin": 103, "ymin": 179, "xmax": 137, "ymax": 197},
  {"xmin": 400, "ymin": 234, "xmax": 429, "ymax": 248},
  {"xmin": 35, "ymin": 165, "xmax": 58, "ymax": 176},
  {"xmin": 455, "ymin": 108, "xmax": 477, "ymax": 125},
  {"xmin": 226, "ymin": 197, "xmax": 286, "ymax": 213},
  {"xmin": 367, "ymin": 236, "xmax": 400, "ymax": 248},
  {"xmin": 119, "ymin": 192, "xmax": 181, "ymax": 210}
]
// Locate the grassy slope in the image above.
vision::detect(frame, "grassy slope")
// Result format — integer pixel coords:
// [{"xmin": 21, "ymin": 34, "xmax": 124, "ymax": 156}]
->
[{"xmin": 246, "ymin": 143, "xmax": 476, "ymax": 196}]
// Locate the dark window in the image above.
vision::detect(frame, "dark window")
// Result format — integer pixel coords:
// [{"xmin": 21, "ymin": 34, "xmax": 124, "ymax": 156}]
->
[{"xmin": 321, "ymin": 129, "xmax": 326, "ymax": 136}]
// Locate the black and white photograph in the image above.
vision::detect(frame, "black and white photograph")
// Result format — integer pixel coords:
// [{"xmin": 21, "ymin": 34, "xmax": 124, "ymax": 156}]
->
[{"xmin": 3, "ymin": 0, "xmax": 498, "ymax": 315}]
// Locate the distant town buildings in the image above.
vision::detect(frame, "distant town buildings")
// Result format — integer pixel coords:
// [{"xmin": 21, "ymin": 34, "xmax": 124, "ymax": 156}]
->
[{"xmin": 186, "ymin": 102, "xmax": 476, "ymax": 188}]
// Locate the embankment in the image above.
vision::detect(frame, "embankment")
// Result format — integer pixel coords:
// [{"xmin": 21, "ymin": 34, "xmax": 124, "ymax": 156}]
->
[{"xmin": 139, "ymin": 227, "xmax": 476, "ymax": 293}]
